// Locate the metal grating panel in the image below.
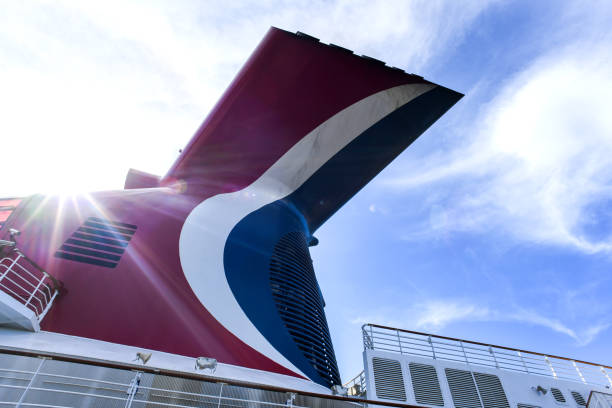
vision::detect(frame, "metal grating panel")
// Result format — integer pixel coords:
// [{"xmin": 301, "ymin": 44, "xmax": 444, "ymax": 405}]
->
[
  {"xmin": 408, "ymin": 362, "xmax": 444, "ymax": 406},
  {"xmin": 551, "ymin": 388, "xmax": 566, "ymax": 404},
  {"xmin": 55, "ymin": 216, "xmax": 137, "ymax": 268},
  {"xmin": 445, "ymin": 368, "xmax": 482, "ymax": 408},
  {"xmin": 518, "ymin": 404, "xmax": 541, "ymax": 408},
  {"xmin": 372, "ymin": 357, "xmax": 406, "ymax": 401},
  {"xmin": 473, "ymin": 372, "xmax": 510, "ymax": 408},
  {"xmin": 269, "ymin": 231, "xmax": 340, "ymax": 387},
  {"xmin": 571, "ymin": 391, "xmax": 586, "ymax": 406}
]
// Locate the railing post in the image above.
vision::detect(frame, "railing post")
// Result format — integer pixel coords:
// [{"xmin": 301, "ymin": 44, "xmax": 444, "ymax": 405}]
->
[
  {"xmin": 459, "ymin": 340, "xmax": 469, "ymax": 364},
  {"xmin": 370, "ymin": 325, "xmax": 374, "ymax": 348},
  {"xmin": 16, "ymin": 357, "xmax": 45, "ymax": 408},
  {"xmin": 396, "ymin": 329, "xmax": 403, "ymax": 354},
  {"xmin": 489, "ymin": 347, "xmax": 499, "ymax": 369},
  {"xmin": 361, "ymin": 370, "xmax": 366, "ymax": 395},
  {"xmin": 24, "ymin": 277, "xmax": 47, "ymax": 311},
  {"xmin": 545, "ymin": 356, "xmax": 557, "ymax": 378},
  {"xmin": 362, "ymin": 325, "xmax": 373, "ymax": 350},
  {"xmin": 572, "ymin": 361, "xmax": 586, "ymax": 384},
  {"xmin": 124, "ymin": 371, "xmax": 142, "ymax": 408},
  {"xmin": 362, "ymin": 327, "xmax": 366, "ymax": 350},
  {"xmin": 428, "ymin": 336, "xmax": 436, "ymax": 359},
  {"xmin": 217, "ymin": 382, "xmax": 225, "ymax": 408},
  {"xmin": 517, "ymin": 351, "xmax": 529, "ymax": 373},
  {"xmin": 37, "ymin": 289, "xmax": 58, "ymax": 322},
  {"xmin": 601, "ymin": 366, "xmax": 612, "ymax": 388},
  {"xmin": 286, "ymin": 391, "xmax": 296, "ymax": 408}
]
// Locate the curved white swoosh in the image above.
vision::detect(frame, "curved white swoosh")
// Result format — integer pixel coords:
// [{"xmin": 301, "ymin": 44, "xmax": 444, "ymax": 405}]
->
[{"xmin": 179, "ymin": 83, "xmax": 435, "ymax": 378}]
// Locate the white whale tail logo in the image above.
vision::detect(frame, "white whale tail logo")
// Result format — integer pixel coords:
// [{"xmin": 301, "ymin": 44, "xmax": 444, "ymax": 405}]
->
[{"xmin": 178, "ymin": 83, "xmax": 450, "ymax": 380}]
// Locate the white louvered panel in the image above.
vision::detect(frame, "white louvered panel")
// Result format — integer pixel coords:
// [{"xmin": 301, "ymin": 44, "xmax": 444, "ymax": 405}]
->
[
  {"xmin": 445, "ymin": 368, "xmax": 483, "ymax": 408},
  {"xmin": 551, "ymin": 388, "xmax": 567, "ymax": 404},
  {"xmin": 473, "ymin": 372, "xmax": 510, "ymax": 408},
  {"xmin": 372, "ymin": 357, "xmax": 406, "ymax": 401},
  {"xmin": 571, "ymin": 391, "xmax": 586, "ymax": 406},
  {"xmin": 409, "ymin": 362, "xmax": 444, "ymax": 406}
]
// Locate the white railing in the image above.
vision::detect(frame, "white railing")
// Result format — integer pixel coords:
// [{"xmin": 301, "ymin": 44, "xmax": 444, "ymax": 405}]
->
[
  {"xmin": 363, "ymin": 324, "xmax": 612, "ymax": 388},
  {"xmin": 0, "ymin": 350, "xmax": 421, "ymax": 408},
  {"xmin": 0, "ymin": 247, "xmax": 60, "ymax": 322},
  {"xmin": 344, "ymin": 370, "xmax": 366, "ymax": 397}
]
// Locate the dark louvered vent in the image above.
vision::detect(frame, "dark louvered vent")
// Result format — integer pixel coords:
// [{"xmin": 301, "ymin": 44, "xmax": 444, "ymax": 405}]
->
[
  {"xmin": 269, "ymin": 231, "xmax": 340, "ymax": 387},
  {"xmin": 372, "ymin": 357, "xmax": 406, "ymax": 401},
  {"xmin": 445, "ymin": 368, "xmax": 482, "ymax": 408},
  {"xmin": 409, "ymin": 362, "xmax": 444, "ymax": 406},
  {"xmin": 551, "ymin": 388, "xmax": 566, "ymax": 404},
  {"xmin": 55, "ymin": 217, "xmax": 136, "ymax": 268},
  {"xmin": 571, "ymin": 391, "xmax": 585, "ymax": 406},
  {"xmin": 473, "ymin": 372, "xmax": 510, "ymax": 408},
  {"xmin": 518, "ymin": 404, "xmax": 541, "ymax": 408}
]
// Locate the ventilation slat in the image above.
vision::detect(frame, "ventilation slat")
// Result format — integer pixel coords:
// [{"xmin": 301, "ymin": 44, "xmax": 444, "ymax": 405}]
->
[
  {"xmin": 551, "ymin": 388, "xmax": 566, "ymax": 404},
  {"xmin": 409, "ymin": 363, "xmax": 444, "ymax": 406},
  {"xmin": 445, "ymin": 368, "xmax": 482, "ymax": 408},
  {"xmin": 372, "ymin": 357, "xmax": 406, "ymax": 401},
  {"xmin": 269, "ymin": 231, "xmax": 340, "ymax": 387},
  {"xmin": 571, "ymin": 391, "xmax": 585, "ymax": 406},
  {"xmin": 473, "ymin": 373, "xmax": 510, "ymax": 408},
  {"xmin": 55, "ymin": 216, "xmax": 136, "ymax": 268}
]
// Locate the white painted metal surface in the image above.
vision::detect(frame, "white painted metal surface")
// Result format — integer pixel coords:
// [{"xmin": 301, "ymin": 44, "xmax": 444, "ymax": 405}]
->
[
  {"xmin": 0, "ymin": 328, "xmax": 330, "ymax": 394},
  {"xmin": 361, "ymin": 324, "xmax": 611, "ymax": 408},
  {"xmin": 362, "ymin": 325, "xmax": 612, "ymax": 388}
]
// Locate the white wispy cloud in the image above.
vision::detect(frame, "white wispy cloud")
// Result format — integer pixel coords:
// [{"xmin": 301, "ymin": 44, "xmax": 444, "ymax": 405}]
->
[{"xmin": 384, "ymin": 6, "xmax": 612, "ymax": 254}]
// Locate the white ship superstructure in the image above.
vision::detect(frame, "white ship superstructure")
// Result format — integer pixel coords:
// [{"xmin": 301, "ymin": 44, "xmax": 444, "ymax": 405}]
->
[{"xmin": 356, "ymin": 324, "xmax": 612, "ymax": 408}]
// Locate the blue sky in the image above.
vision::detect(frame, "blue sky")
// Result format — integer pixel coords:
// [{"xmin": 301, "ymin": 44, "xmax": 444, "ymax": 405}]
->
[{"xmin": 1, "ymin": 1, "xmax": 611, "ymax": 380}]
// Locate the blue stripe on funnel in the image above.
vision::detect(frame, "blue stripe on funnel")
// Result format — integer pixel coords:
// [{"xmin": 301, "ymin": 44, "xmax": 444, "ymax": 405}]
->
[{"xmin": 224, "ymin": 86, "xmax": 462, "ymax": 387}]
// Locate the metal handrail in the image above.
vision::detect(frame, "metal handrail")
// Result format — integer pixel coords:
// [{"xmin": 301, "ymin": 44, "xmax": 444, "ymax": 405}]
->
[
  {"xmin": 0, "ymin": 246, "xmax": 61, "ymax": 323},
  {"xmin": 343, "ymin": 370, "xmax": 366, "ymax": 397},
  {"xmin": 362, "ymin": 323, "xmax": 612, "ymax": 388},
  {"xmin": 0, "ymin": 347, "xmax": 426, "ymax": 408}
]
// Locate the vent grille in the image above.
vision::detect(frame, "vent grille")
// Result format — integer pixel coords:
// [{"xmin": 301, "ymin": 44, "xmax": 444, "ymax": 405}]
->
[
  {"xmin": 473, "ymin": 373, "xmax": 510, "ymax": 408},
  {"xmin": 445, "ymin": 368, "xmax": 482, "ymax": 408},
  {"xmin": 372, "ymin": 357, "xmax": 406, "ymax": 401},
  {"xmin": 55, "ymin": 217, "xmax": 136, "ymax": 268},
  {"xmin": 551, "ymin": 388, "xmax": 566, "ymax": 404},
  {"xmin": 409, "ymin": 362, "xmax": 444, "ymax": 406},
  {"xmin": 518, "ymin": 404, "xmax": 541, "ymax": 408},
  {"xmin": 269, "ymin": 231, "xmax": 340, "ymax": 387},
  {"xmin": 571, "ymin": 392, "xmax": 586, "ymax": 406}
]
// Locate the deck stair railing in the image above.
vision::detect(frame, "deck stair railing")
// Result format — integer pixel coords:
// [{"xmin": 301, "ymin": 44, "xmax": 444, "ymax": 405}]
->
[
  {"xmin": 362, "ymin": 324, "xmax": 612, "ymax": 388},
  {"xmin": 0, "ymin": 240, "xmax": 61, "ymax": 324}
]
